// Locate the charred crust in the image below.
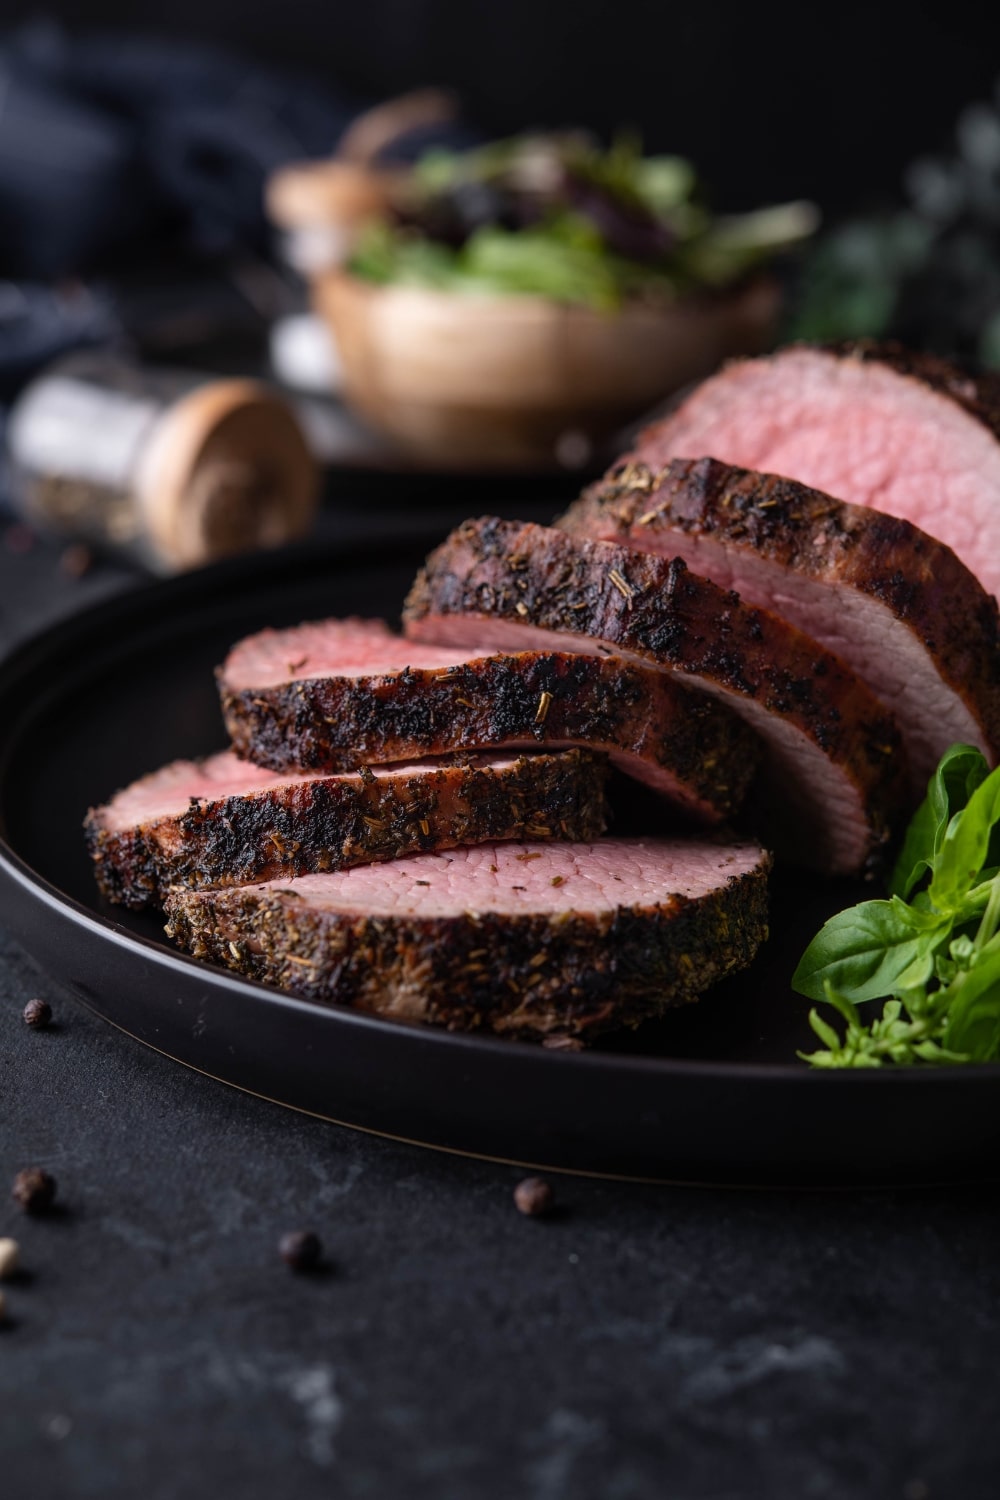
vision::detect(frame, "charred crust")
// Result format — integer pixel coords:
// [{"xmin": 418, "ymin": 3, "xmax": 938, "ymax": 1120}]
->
[
  {"xmin": 402, "ymin": 517, "xmax": 907, "ymax": 872},
  {"xmin": 85, "ymin": 751, "xmax": 608, "ymax": 910},
  {"xmin": 560, "ymin": 455, "xmax": 1000, "ymax": 764},
  {"xmin": 218, "ymin": 649, "xmax": 760, "ymax": 826},
  {"xmin": 84, "ymin": 815, "xmax": 160, "ymax": 907},
  {"xmin": 163, "ymin": 857, "xmax": 771, "ymax": 1042}
]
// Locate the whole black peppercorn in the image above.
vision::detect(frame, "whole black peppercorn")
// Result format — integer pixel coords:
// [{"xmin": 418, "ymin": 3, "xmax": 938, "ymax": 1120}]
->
[
  {"xmin": 22, "ymin": 998, "xmax": 52, "ymax": 1030},
  {"xmin": 279, "ymin": 1230, "xmax": 322, "ymax": 1271},
  {"xmin": 514, "ymin": 1176, "xmax": 555, "ymax": 1217},
  {"xmin": 12, "ymin": 1167, "xmax": 57, "ymax": 1214},
  {"xmin": 59, "ymin": 543, "xmax": 93, "ymax": 580}
]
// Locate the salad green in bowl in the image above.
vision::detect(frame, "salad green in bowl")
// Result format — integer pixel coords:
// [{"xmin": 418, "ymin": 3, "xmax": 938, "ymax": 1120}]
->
[{"xmin": 349, "ymin": 133, "xmax": 817, "ymax": 311}]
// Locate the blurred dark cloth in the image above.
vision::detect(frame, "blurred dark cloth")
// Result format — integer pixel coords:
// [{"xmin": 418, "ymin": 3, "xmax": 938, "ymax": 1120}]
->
[
  {"xmin": 0, "ymin": 25, "xmax": 478, "ymax": 402},
  {"xmin": 0, "ymin": 283, "xmax": 117, "ymax": 400},
  {"xmin": 0, "ymin": 23, "xmax": 361, "ymax": 276}
]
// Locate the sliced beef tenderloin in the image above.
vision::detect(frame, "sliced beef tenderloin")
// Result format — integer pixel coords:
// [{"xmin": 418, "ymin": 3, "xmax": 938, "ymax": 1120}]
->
[
  {"xmin": 634, "ymin": 340, "xmax": 1000, "ymax": 599},
  {"xmin": 403, "ymin": 517, "xmax": 906, "ymax": 875},
  {"xmin": 218, "ymin": 619, "xmax": 759, "ymax": 824},
  {"xmin": 164, "ymin": 837, "xmax": 770, "ymax": 1041},
  {"xmin": 86, "ymin": 748, "xmax": 606, "ymax": 910},
  {"xmin": 561, "ymin": 456, "xmax": 1000, "ymax": 793}
]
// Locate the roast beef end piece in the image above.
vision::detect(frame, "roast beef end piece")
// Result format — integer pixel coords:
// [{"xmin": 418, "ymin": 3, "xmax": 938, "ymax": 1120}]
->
[
  {"xmin": 218, "ymin": 619, "xmax": 759, "ymax": 824},
  {"xmin": 404, "ymin": 517, "xmax": 906, "ymax": 876},
  {"xmin": 164, "ymin": 837, "xmax": 771, "ymax": 1041},
  {"xmin": 85, "ymin": 747, "xmax": 607, "ymax": 909},
  {"xmin": 635, "ymin": 342, "xmax": 1000, "ymax": 600},
  {"xmin": 562, "ymin": 456, "xmax": 1000, "ymax": 792}
]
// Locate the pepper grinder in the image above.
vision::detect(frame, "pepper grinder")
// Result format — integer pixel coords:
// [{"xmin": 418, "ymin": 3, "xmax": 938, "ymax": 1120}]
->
[{"xmin": 6, "ymin": 353, "xmax": 319, "ymax": 571}]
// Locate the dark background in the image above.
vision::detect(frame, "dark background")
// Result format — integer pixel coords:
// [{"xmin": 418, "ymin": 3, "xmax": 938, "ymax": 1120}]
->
[{"xmin": 4, "ymin": 1, "xmax": 1000, "ymax": 216}]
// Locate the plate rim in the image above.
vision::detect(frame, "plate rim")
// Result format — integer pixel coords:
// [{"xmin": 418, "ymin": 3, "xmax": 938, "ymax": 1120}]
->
[{"xmin": 2, "ymin": 537, "xmax": 999, "ymax": 1090}]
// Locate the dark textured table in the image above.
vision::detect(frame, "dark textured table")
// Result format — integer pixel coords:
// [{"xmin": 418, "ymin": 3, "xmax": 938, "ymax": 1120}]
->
[{"xmin": 2, "ymin": 514, "xmax": 999, "ymax": 1500}]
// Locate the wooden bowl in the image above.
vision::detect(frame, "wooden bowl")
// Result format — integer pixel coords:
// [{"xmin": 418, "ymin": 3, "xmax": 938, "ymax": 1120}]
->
[{"xmin": 314, "ymin": 270, "xmax": 781, "ymax": 470}]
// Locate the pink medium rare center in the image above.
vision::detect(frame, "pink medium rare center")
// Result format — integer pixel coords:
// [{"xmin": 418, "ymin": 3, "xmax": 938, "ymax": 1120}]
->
[
  {"xmin": 223, "ymin": 618, "xmax": 506, "ymax": 690},
  {"xmin": 256, "ymin": 839, "xmax": 763, "ymax": 918},
  {"xmin": 656, "ymin": 353, "xmax": 1000, "ymax": 599}
]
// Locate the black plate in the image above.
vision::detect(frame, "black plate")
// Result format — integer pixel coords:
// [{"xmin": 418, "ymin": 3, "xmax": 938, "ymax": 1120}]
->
[{"xmin": 1, "ymin": 538, "xmax": 997, "ymax": 1187}]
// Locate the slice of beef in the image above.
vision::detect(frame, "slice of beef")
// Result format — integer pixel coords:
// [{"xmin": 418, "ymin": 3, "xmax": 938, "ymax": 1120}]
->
[
  {"xmin": 634, "ymin": 340, "xmax": 1000, "ymax": 599},
  {"xmin": 86, "ymin": 748, "xmax": 606, "ymax": 910},
  {"xmin": 164, "ymin": 837, "xmax": 770, "ymax": 1041},
  {"xmin": 403, "ymin": 517, "xmax": 906, "ymax": 875},
  {"xmin": 561, "ymin": 456, "xmax": 1000, "ymax": 793},
  {"xmin": 218, "ymin": 619, "xmax": 759, "ymax": 824}
]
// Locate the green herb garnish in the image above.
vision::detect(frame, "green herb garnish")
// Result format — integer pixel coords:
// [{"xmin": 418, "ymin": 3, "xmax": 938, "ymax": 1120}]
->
[{"xmin": 794, "ymin": 744, "xmax": 1000, "ymax": 1067}]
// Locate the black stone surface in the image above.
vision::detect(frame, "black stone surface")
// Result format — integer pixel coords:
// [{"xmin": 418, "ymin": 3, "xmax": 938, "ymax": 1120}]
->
[{"xmin": 2, "ymin": 518, "xmax": 999, "ymax": 1500}]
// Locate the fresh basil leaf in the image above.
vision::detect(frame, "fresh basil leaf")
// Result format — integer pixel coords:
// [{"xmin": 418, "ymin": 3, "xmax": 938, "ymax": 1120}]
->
[
  {"xmin": 808, "ymin": 1008, "xmax": 845, "ymax": 1053},
  {"xmin": 800, "ymin": 1041, "xmax": 842, "ymax": 1068},
  {"xmin": 797, "ymin": 745, "xmax": 1000, "ymax": 1069},
  {"xmin": 929, "ymin": 763, "xmax": 1000, "ymax": 912},
  {"xmin": 911, "ymin": 1039, "xmax": 969, "ymax": 1063},
  {"xmin": 889, "ymin": 744, "xmax": 988, "ymax": 899},
  {"xmin": 942, "ymin": 944, "xmax": 1000, "ymax": 1059},
  {"xmin": 934, "ymin": 954, "xmax": 958, "ymax": 984},
  {"xmin": 889, "ymin": 799, "xmax": 937, "ymax": 902},
  {"xmin": 791, "ymin": 898, "xmax": 945, "ymax": 1003},
  {"xmin": 821, "ymin": 981, "xmax": 860, "ymax": 1030}
]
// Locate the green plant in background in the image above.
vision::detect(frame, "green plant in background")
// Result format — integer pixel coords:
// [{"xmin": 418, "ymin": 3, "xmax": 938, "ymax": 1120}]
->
[
  {"xmin": 795, "ymin": 745, "xmax": 1000, "ymax": 1067},
  {"xmin": 351, "ymin": 133, "xmax": 817, "ymax": 311},
  {"xmin": 789, "ymin": 216, "xmax": 933, "ymax": 343},
  {"xmin": 790, "ymin": 83, "xmax": 1000, "ymax": 367}
]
